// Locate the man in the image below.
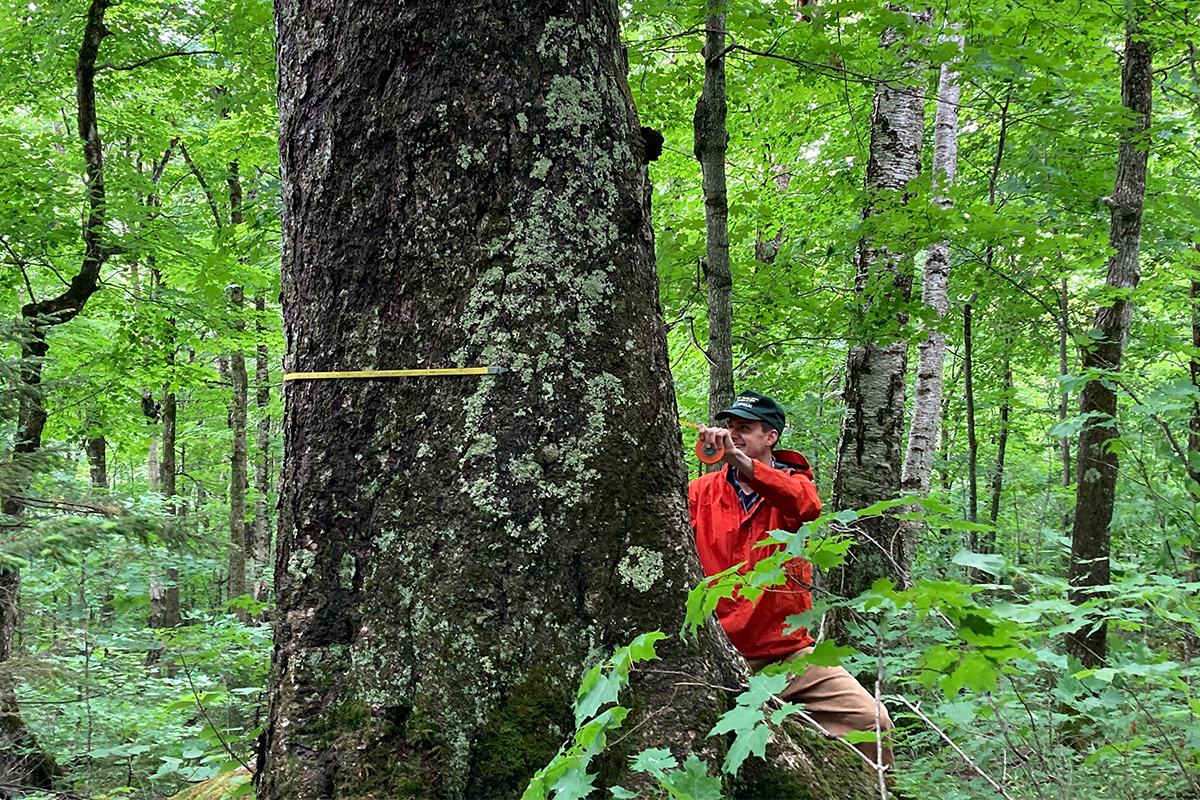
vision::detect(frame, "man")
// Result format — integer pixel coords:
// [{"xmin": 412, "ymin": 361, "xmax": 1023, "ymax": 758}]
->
[{"xmin": 689, "ymin": 390, "xmax": 894, "ymax": 767}]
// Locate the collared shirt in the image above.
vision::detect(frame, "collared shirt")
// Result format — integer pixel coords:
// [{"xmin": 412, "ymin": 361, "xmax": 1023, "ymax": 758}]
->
[{"xmin": 726, "ymin": 458, "xmax": 781, "ymax": 513}]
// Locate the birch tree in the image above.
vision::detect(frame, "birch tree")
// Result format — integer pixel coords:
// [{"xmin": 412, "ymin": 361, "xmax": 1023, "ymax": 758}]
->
[
  {"xmin": 899, "ymin": 28, "xmax": 963, "ymax": 565},
  {"xmin": 829, "ymin": 6, "xmax": 931, "ymax": 622}
]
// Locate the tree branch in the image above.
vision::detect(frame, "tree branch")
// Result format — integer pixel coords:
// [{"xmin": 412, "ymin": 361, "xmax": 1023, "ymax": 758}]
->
[{"xmin": 98, "ymin": 49, "xmax": 221, "ymax": 71}]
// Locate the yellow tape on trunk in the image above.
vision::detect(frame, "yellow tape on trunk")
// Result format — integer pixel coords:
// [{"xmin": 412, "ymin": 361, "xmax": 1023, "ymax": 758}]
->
[{"xmin": 283, "ymin": 366, "xmax": 507, "ymax": 381}]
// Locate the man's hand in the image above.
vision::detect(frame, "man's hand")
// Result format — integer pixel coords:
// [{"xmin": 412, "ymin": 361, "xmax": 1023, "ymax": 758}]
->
[{"xmin": 697, "ymin": 424, "xmax": 755, "ymax": 479}]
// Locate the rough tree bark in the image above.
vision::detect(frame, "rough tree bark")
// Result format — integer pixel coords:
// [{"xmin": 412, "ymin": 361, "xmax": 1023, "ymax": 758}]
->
[
  {"xmin": 261, "ymin": 2, "xmax": 873, "ymax": 798},
  {"xmin": 829, "ymin": 7, "xmax": 931, "ymax": 625},
  {"xmin": 1066, "ymin": 19, "xmax": 1152, "ymax": 669},
  {"xmin": 899, "ymin": 29, "xmax": 962, "ymax": 567},
  {"xmin": 1, "ymin": 0, "xmax": 114, "ymax": 786},
  {"xmin": 694, "ymin": 0, "xmax": 734, "ymax": 422}
]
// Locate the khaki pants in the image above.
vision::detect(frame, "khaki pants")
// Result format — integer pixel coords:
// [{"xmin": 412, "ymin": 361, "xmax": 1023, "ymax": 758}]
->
[{"xmin": 747, "ymin": 646, "xmax": 894, "ymax": 768}]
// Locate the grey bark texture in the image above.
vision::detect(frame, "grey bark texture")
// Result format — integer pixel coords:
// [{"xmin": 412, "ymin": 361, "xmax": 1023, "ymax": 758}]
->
[
  {"xmin": 829, "ymin": 8, "xmax": 931, "ymax": 624},
  {"xmin": 694, "ymin": 0, "xmax": 734, "ymax": 423},
  {"xmin": 262, "ymin": 2, "xmax": 874, "ymax": 798},
  {"xmin": 899, "ymin": 31, "xmax": 962, "ymax": 567},
  {"xmin": 1067, "ymin": 20, "xmax": 1152, "ymax": 669}
]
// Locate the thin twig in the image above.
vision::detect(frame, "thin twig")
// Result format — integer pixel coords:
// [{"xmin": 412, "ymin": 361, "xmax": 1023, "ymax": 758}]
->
[
  {"xmin": 889, "ymin": 694, "xmax": 1014, "ymax": 800},
  {"xmin": 687, "ymin": 317, "xmax": 717, "ymax": 367},
  {"xmin": 984, "ymin": 692, "xmax": 1044, "ymax": 798}
]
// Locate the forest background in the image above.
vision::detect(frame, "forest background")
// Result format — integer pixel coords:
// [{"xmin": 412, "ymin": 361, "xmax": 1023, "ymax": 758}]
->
[{"xmin": 1, "ymin": 0, "xmax": 1198, "ymax": 798}]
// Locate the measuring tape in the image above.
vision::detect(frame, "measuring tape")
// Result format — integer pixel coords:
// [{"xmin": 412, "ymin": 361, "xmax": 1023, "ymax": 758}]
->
[
  {"xmin": 283, "ymin": 366, "xmax": 507, "ymax": 381},
  {"xmin": 679, "ymin": 419, "xmax": 724, "ymax": 464}
]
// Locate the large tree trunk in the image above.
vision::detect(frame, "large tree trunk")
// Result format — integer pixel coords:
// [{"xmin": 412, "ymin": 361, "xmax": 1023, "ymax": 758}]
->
[
  {"xmin": 828, "ymin": 8, "xmax": 930, "ymax": 624},
  {"xmin": 695, "ymin": 0, "xmax": 734, "ymax": 423},
  {"xmin": 261, "ymin": 3, "xmax": 873, "ymax": 799},
  {"xmin": 899, "ymin": 30, "xmax": 962, "ymax": 567},
  {"xmin": 1066, "ymin": 20, "xmax": 1152, "ymax": 669}
]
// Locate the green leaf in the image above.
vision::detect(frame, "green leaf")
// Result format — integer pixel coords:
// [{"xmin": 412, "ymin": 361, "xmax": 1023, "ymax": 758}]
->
[
  {"xmin": 631, "ymin": 747, "xmax": 678, "ymax": 776},
  {"xmin": 662, "ymin": 755, "xmax": 722, "ymax": 800},
  {"xmin": 551, "ymin": 765, "xmax": 597, "ymax": 800},
  {"xmin": 722, "ymin": 722, "xmax": 770, "ymax": 775},
  {"xmin": 952, "ymin": 550, "xmax": 1006, "ymax": 577},
  {"xmin": 610, "ymin": 787, "xmax": 637, "ymax": 799},
  {"xmin": 574, "ymin": 666, "xmax": 622, "ymax": 726}
]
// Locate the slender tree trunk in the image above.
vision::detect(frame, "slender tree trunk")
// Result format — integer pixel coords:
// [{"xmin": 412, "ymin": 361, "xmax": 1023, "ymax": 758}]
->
[
  {"xmin": 1059, "ymin": 275, "xmax": 1073, "ymax": 533},
  {"xmin": 148, "ymin": 432, "xmax": 160, "ymax": 491},
  {"xmin": 229, "ymin": 284, "xmax": 249, "ymax": 621},
  {"xmin": 964, "ymin": 295, "xmax": 978, "ymax": 527},
  {"xmin": 987, "ymin": 346, "xmax": 1013, "ymax": 532},
  {"xmin": 262, "ymin": 4, "xmax": 873, "ymax": 798},
  {"xmin": 695, "ymin": 0, "xmax": 734, "ymax": 422},
  {"xmin": 829, "ymin": 8, "xmax": 931, "ymax": 625},
  {"xmin": 253, "ymin": 294, "xmax": 272, "ymax": 603},
  {"xmin": 1067, "ymin": 20, "xmax": 1152, "ymax": 669},
  {"xmin": 162, "ymin": 387, "xmax": 181, "ymax": 628},
  {"xmin": 899, "ymin": 30, "xmax": 962, "ymax": 566},
  {"xmin": 86, "ymin": 416, "xmax": 107, "ymax": 491}
]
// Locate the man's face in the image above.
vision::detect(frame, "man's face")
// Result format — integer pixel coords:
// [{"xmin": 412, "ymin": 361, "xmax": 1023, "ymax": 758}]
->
[{"xmin": 725, "ymin": 416, "xmax": 779, "ymax": 462}]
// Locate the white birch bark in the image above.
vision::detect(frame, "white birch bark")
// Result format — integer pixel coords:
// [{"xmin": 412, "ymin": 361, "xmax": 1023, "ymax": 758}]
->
[
  {"xmin": 829, "ymin": 7, "xmax": 931, "ymax": 625},
  {"xmin": 899, "ymin": 30, "xmax": 963, "ymax": 566}
]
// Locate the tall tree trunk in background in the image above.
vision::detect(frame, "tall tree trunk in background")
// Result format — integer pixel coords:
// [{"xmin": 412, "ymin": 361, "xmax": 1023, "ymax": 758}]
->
[
  {"xmin": 253, "ymin": 294, "xmax": 272, "ymax": 603},
  {"xmin": 964, "ymin": 295, "xmax": 978, "ymax": 527},
  {"xmin": 161, "ymin": 387, "xmax": 181, "ymax": 628},
  {"xmin": 227, "ymin": 165, "xmax": 249, "ymax": 620},
  {"xmin": 147, "ymin": 432, "xmax": 160, "ymax": 491},
  {"xmin": 899, "ymin": 29, "xmax": 962, "ymax": 567},
  {"xmin": 86, "ymin": 414, "xmax": 107, "ymax": 490},
  {"xmin": 262, "ymin": 3, "xmax": 873, "ymax": 798},
  {"xmin": 228, "ymin": 283, "xmax": 249, "ymax": 622},
  {"xmin": 1067, "ymin": 20, "xmax": 1152, "ymax": 669},
  {"xmin": 828, "ymin": 7, "xmax": 931, "ymax": 631},
  {"xmin": 1, "ymin": 0, "xmax": 113, "ymax": 785},
  {"xmin": 1059, "ymin": 276, "xmax": 1073, "ymax": 532},
  {"xmin": 988, "ymin": 344, "xmax": 1012, "ymax": 532},
  {"xmin": 695, "ymin": 0, "xmax": 734, "ymax": 422}
]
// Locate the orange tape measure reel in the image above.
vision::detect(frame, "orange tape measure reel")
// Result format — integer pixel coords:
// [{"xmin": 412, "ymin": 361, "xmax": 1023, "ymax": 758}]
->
[{"xmin": 680, "ymin": 419, "xmax": 725, "ymax": 464}]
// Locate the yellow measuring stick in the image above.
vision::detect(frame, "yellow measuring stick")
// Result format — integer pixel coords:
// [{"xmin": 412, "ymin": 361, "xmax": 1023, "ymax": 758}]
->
[{"xmin": 283, "ymin": 366, "xmax": 507, "ymax": 381}]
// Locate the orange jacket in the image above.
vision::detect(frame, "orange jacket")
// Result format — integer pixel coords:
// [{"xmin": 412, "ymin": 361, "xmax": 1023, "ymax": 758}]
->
[{"xmin": 688, "ymin": 450, "xmax": 822, "ymax": 660}]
